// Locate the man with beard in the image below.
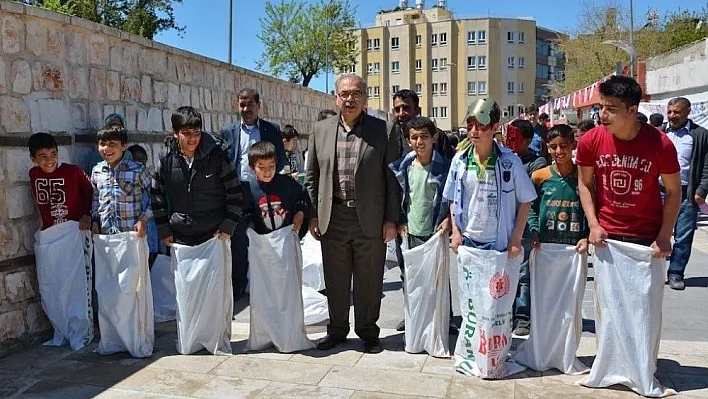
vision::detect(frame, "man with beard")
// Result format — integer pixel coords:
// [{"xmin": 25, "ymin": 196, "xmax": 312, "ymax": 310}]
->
[{"xmin": 664, "ymin": 97, "xmax": 708, "ymax": 290}]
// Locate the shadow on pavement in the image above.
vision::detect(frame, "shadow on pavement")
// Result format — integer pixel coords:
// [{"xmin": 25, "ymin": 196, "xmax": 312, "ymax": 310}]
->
[{"xmin": 684, "ymin": 276, "xmax": 708, "ymax": 288}]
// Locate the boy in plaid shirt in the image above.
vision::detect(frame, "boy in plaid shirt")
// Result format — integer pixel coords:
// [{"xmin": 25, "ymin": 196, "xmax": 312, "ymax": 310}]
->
[{"xmin": 91, "ymin": 126, "xmax": 152, "ymax": 235}]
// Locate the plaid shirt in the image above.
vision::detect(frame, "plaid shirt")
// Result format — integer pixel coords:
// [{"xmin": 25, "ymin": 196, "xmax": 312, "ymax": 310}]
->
[
  {"xmin": 91, "ymin": 156, "xmax": 153, "ymax": 234},
  {"xmin": 333, "ymin": 118, "xmax": 362, "ymax": 200}
]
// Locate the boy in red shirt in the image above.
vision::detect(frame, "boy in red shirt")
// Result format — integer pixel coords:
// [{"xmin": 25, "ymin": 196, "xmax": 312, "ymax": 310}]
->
[{"xmin": 29, "ymin": 133, "xmax": 93, "ymax": 230}]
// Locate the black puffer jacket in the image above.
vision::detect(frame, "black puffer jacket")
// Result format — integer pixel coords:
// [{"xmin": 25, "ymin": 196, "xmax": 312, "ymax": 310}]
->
[{"xmin": 152, "ymin": 133, "xmax": 243, "ymax": 246}]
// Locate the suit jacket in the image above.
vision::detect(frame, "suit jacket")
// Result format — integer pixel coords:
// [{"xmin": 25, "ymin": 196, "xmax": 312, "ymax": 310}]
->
[
  {"xmin": 305, "ymin": 113, "xmax": 401, "ymax": 237},
  {"xmin": 219, "ymin": 118, "xmax": 287, "ymax": 176}
]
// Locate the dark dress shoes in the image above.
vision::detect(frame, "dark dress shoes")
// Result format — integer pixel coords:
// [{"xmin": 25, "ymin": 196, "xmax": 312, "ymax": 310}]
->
[
  {"xmin": 317, "ymin": 335, "xmax": 347, "ymax": 350},
  {"xmin": 362, "ymin": 338, "xmax": 383, "ymax": 354}
]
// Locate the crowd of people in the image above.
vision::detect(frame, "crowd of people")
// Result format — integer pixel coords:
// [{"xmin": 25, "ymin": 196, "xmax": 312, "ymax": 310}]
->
[{"xmin": 26, "ymin": 71, "xmax": 707, "ymax": 396}]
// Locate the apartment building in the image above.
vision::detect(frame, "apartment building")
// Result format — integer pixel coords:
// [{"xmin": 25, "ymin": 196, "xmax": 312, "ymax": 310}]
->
[
  {"xmin": 341, "ymin": 0, "xmax": 544, "ymax": 131},
  {"xmin": 535, "ymin": 27, "xmax": 565, "ymax": 105}
]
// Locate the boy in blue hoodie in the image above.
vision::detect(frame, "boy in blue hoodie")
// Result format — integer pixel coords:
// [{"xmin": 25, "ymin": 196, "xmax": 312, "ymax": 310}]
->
[{"xmin": 389, "ymin": 116, "xmax": 455, "ymax": 333}]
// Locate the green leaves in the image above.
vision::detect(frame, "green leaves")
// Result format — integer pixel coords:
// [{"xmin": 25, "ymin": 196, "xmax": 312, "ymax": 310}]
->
[{"xmin": 257, "ymin": 0, "xmax": 359, "ymax": 87}]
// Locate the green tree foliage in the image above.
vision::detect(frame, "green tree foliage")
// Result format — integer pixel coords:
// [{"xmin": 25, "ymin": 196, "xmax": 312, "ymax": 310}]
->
[
  {"xmin": 17, "ymin": 0, "xmax": 185, "ymax": 40},
  {"xmin": 257, "ymin": 0, "xmax": 359, "ymax": 87},
  {"xmin": 558, "ymin": 1, "xmax": 708, "ymax": 93}
]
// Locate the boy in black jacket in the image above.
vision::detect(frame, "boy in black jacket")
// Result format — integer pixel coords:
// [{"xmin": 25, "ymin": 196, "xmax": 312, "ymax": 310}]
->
[
  {"xmin": 242, "ymin": 141, "xmax": 310, "ymax": 238},
  {"xmin": 151, "ymin": 106, "xmax": 243, "ymax": 247}
]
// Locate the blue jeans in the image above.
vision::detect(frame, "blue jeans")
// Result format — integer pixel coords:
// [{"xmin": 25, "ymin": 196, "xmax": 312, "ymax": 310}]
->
[
  {"xmin": 513, "ymin": 236, "xmax": 534, "ymax": 328},
  {"xmin": 461, "ymin": 236, "xmax": 496, "ymax": 250},
  {"xmin": 668, "ymin": 187, "xmax": 698, "ymax": 279}
]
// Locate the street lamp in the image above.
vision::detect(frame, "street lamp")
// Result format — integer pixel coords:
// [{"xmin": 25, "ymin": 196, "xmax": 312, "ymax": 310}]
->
[
  {"xmin": 601, "ymin": 0, "xmax": 636, "ymax": 77},
  {"xmin": 228, "ymin": 0, "xmax": 233, "ymax": 64}
]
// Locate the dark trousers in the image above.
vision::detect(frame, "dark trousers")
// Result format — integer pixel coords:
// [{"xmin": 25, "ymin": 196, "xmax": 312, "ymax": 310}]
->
[
  {"xmin": 513, "ymin": 235, "xmax": 534, "ymax": 329},
  {"xmin": 320, "ymin": 204, "xmax": 386, "ymax": 340},
  {"xmin": 669, "ymin": 185, "xmax": 698, "ymax": 279},
  {"xmin": 231, "ymin": 224, "xmax": 249, "ymax": 298}
]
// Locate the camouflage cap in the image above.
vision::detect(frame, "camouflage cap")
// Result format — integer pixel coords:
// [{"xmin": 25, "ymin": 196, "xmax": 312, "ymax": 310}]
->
[{"xmin": 464, "ymin": 98, "xmax": 496, "ymax": 126}]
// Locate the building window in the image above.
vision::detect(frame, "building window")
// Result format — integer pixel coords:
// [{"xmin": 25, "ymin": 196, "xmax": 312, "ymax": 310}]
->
[
  {"xmin": 467, "ymin": 31, "xmax": 476, "ymax": 45},
  {"xmin": 478, "ymin": 56, "xmax": 487, "ymax": 69},
  {"xmin": 518, "ymin": 57, "xmax": 525, "ymax": 69},
  {"xmin": 395, "ymin": 18, "xmax": 402, "ymax": 25},
  {"xmin": 440, "ymin": 82, "xmax": 447, "ymax": 95},
  {"xmin": 367, "ymin": 63, "xmax": 373, "ymax": 73},
  {"xmin": 415, "ymin": 35, "xmax": 422, "ymax": 46},
  {"xmin": 518, "ymin": 82, "xmax": 525, "ymax": 93},
  {"xmin": 374, "ymin": 62, "xmax": 381, "ymax": 74},
  {"xmin": 467, "ymin": 56, "xmax": 476, "ymax": 70},
  {"xmin": 431, "ymin": 83, "xmax": 439, "ymax": 96},
  {"xmin": 385, "ymin": 20, "xmax": 390, "ymax": 26},
  {"xmin": 467, "ymin": 81, "xmax": 476, "ymax": 95},
  {"xmin": 507, "ymin": 31, "xmax": 514, "ymax": 43},
  {"xmin": 431, "ymin": 59, "xmax": 439, "ymax": 71},
  {"xmin": 392, "ymin": 85, "xmax": 400, "ymax": 94},
  {"xmin": 507, "ymin": 81, "xmax": 515, "ymax": 94},
  {"xmin": 392, "ymin": 61, "xmax": 400, "ymax": 74},
  {"xmin": 431, "ymin": 107, "xmax": 439, "ymax": 118},
  {"xmin": 478, "ymin": 81, "xmax": 487, "ymax": 94},
  {"xmin": 366, "ymin": 39, "xmax": 372, "ymax": 51},
  {"xmin": 519, "ymin": 32, "xmax": 525, "ymax": 43},
  {"xmin": 342, "ymin": 65, "xmax": 356, "ymax": 74},
  {"xmin": 367, "ymin": 87, "xmax": 372, "ymax": 97},
  {"xmin": 431, "ymin": 33, "xmax": 438, "ymax": 46},
  {"xmin": 536, "ymin": 64, "xmax": 550, "ymax": 79},
  {"xmin": 440, "ymin": 106, "xmax": 448, "ymax": 118},
  {"xmin": 478, "ymin": 30, "xmax": 487, "ymax": 44},
  {"xmin": 373, "ymin": 38, "xmax": 380, "ymax": 50},
  {"xmin": 440, "ymin": 57, "xmax": 448, "ymax": 70},
  {"xmin": 374, "ymin": 86, "xmax": 380, "ymax": 98},
  {"xmin": 439, "ymin": 32, "xmax": 447, "ymax": 45},
  {"xmin": 415, "ymin": 84, "xmax": 422, "ymax": 95},
  {"xmin": 507, "ymin": 57, "xmax": 515, "ymax": 69},
  {"xmin": 391, "ymin": 37, "xmax": 400, "ymax": 50},
  {"xmin": 415, "ymin": 59, "xmax": 422, "ymax": 72}
]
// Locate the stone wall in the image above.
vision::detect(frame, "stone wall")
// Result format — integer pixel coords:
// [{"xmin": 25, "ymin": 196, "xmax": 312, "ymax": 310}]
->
[{"xmin": 0, "ymin": 0, "xmax": 333, "ymax": 355}]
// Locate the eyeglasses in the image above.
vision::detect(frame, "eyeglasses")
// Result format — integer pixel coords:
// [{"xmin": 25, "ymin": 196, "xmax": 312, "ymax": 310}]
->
[
  {"xmin": 467, "ymin": 119, "xmax": 492, "ymax": 132},
  {"xmin": 337, "ymin": 90, "xmax": 363, "ymax": 100}
]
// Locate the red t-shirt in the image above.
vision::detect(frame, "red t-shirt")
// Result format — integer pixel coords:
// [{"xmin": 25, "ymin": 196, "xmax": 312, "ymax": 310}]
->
[
  {"xmin": 29, "ymin": 163, "xmax": 94, "ymax": 230},
  {"xmin": 575, "ymin": 123, "xmax": 679, "ymax": 240}
]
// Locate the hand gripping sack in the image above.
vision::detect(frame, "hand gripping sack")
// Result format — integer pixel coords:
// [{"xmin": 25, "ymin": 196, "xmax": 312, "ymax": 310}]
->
[
  {"xmin": 402, "ymin": 232, "xmax": 451, "ymax": 357},
  {"xmin": 513, "ymin": 244, "xmax": 589, "ymax": 374},
  {"xmin": 579, "ymin": 240, "xmax": 677, "ymax": 397},
  {"xmin": 34, "ymin": 221, "xmax": 94, "ymax": 351},
  {"xmin": 171, "ymin": 237, "xmax": 233, "ymax": 355},
  {"xmin": 454, "ymin": 247, "xmax": 526, "ymax": 379},
  {"xmin": 150, "ymin": 254, "xmax": 177, "ymax": 323},
  {"xmin": 94, "ymin": 232, "xmax": 154, "ymax": 358},
  {"xmin": 247, "ymin": 228, "xmax": 314, "ymax": 352}
]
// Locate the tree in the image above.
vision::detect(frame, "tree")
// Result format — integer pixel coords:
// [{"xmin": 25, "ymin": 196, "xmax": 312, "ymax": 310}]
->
[
  {"xmin": 557, "ymin": 0, "xmax": 708, "ymax": 93},
  {"xmin": 17, "ymin": 0, "xmax": 185, "ymax": 39},
  {"xmin": 257, "ymin": 0, "xmax": 359, "ymax": 87}
]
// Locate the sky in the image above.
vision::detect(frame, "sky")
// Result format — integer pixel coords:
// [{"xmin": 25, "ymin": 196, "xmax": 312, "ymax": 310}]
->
[{"xmin": 155, "ymin": 0, "xmax": 706, "ymax": 94}]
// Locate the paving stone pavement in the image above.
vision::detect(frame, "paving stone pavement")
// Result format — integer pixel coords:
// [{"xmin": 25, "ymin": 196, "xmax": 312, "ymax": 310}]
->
[{"xmin": 2, "ymin": 231, "xmax": 708, "ymax": 398}]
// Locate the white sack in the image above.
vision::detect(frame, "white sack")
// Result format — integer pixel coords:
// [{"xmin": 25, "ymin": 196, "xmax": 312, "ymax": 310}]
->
[
  {"xmin": 150, "ymin": 254, "xmax": 176, "ymax": 323},
  {"xmin": 513, "ymin": 244, "xmax": 589, "ymax": 374},
  {"xmin": 454, "ymin": 247, "xmax": 526, "ymax": 379},
  {"xmin": 34, "ymin": 221, "xmax": 94, "ymax": 351},
  {"xmin": 301, "ymin": 233, "xmax": 326, "ymax": 291},
  {"xmin": 385, "ymin": 239, "xmax": 398, "ymax": 263},
  {"xmin": 247, "ymin": 228, "xmax": 314, "ymax": 352},
  {"xmin": 402, "ymin": 233, "xmax": 450, "ymax": 357},
  {"xmin": 93, "ymin": 232, "xmax": 154, "ymax": 358},
  {"xmin": 579, "ymin": 240, "xmax": 676, "ymax": 397},
  {"xmin": 302, "ymin": 286, "xmax": 329, "ymax": 325},
  {"xmin": 171, "ymin": 237, "xmax": 233, "ymax": 355}
]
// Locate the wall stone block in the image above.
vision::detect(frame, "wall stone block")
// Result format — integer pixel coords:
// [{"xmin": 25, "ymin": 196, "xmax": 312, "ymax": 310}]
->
[
  {"xmin": 140, "ymin": 75, "xmax": 152, "ymax": 104},
  {"xmin": 190, "ymin": 86, "xmax": 200, "ymax": 109},
  {"xmin": 4, "ymin": 270, "xmax": 35, "ymax": 303},
  {"xmin": 71, "ymin": 102, "xmax": 89, "ymax": 132},
  {"xmin": 136, "ymin": 107, "xmax": 148, "ymax": 131},
  {"xmin": 0, "ymin": 311, "xmax": 26, "ymax": 341},
  {"xmin": 2, "ymin": 14, "xmax": 23, "ymax": 54},
  {"xmin": 153, "ymin": 81, "xmax": 167, "ymax": 104},
  {"xmin": 122, "ymin": 46, "xmax": 138, "ymax": 74},
  {"xmin": 203, "ymin": 88, "xmax": 212, "ymax": 110},
  {"xmin": 5, "ymin": 148, "xmax": 32, "ymax": 183},
  {"xmin": 11, "ymin": 59, "xmax": 31, "ymax": 94},
  {"xmin": 65, "ymin": 31, "xmax": 87, "ymax": 65},
  {"xmin": 109, "ymin": 46, "xmax": 122, "ymax": 70},
  {"xmin": 38, "ymin": 99, "xmax": 68, "ymax": 132},
  {"xmin": 89, "ymin": 102, "xmax": 103, "ymax": 129},
  {"xmin": 25, "ymin": 20, "xmax": 45, "ymax": 56},
  {"xmin": 25, "ymin": 302, "xmax": 51, "ymax": 334},
  {"xmin": 106, "ymin": 71, "xmax": 119, "ymax": 101},
  {"xmin": 179, "ymin": 84, "xmax": 190, "ymax": 107},
  {"xmin": 0, "ymin": 222, "xmax": 21, "ymax": 258},
  {"xmin": 69, "ymin": 67, "xmax": 89, "ymax": 99},
  {"xmin": 120, "ymin": 77, "xmax": 140, "ymax": 102},
  {"xmin": 0, "ymin": 57, "xmax": 6, "ymax": 93},
  {"xmin": 89, "ymin": 36, "xmax": 109, "ymax": 66},
  {"xmin": 147, "ymin": 107, "xmax": 162, "ymax": 131},
  {"xmin": 32, "ymin": 62, "xmax": 64, "ymax": 92},
  {"xmin": 89, "ymin": 68, "xmax": 106, "ymax": 100},
  {"xmin": 167, "ymin": 82, "xmax": 179, "ymax": 108},
  {"xmin": 6, "ymin": 184, "xmax": 34, "ymax": 219},
  {"xmin": 46, "ymin": 28, "xmax": 63, "ymax": 57},
  {"xmin": 0, "ymin": 96, "xmax": 31, "ymax": 133},
  {"xmin": 162, "ymin": 109, "xmax": 172, "ymax": 131},
  {"xmin": 203, "ymin": 112, "xmax": 212, "ymax": 133},
  {"xmin": 125, "ymin": 105, "xmax": 137, "ymax": 131}
]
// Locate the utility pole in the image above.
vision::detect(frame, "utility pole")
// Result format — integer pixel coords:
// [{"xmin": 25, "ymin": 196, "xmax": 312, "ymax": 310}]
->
[
  {"xmin": 629, "ymin": 0, "xmax": 635, "ymax": 77},
  {"xmin": 228, "ymin": 0, "xmax": 233, "ymax": 64}
]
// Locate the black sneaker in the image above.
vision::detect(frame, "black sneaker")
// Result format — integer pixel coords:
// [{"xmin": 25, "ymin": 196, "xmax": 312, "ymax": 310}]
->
[
  {"xmin": 668, "ymin": 275, "xmax": 685, "ymax": 291},
  {"xmin": 396, "ymin": 319, "xmax": 405, "ymax": 331},
  {"xmin": 513, "ymin": 325, "xmax": 530, "ymax": 336}
]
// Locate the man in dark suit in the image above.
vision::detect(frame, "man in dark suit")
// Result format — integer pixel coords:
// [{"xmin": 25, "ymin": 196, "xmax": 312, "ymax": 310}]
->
[
  {"xmin": 305, "ymin": 74, "xmax": 400, "ymax": 354},
  {"xmin": 220, "ymin": 88, "xmax": 287, "ymax": 303}
]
